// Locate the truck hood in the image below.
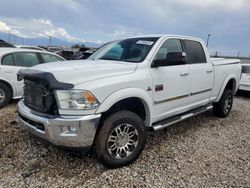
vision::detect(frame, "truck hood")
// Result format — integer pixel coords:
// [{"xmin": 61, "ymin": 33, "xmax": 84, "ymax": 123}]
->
[{"xmin": 30, "ymin": 60, "xmax": 137, "ymax": 85}]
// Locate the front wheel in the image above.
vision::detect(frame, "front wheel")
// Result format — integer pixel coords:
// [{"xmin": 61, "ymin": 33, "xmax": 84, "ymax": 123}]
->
[
  {"xmin": 95, "ymin": 111, "xmax": 146, "ymax": 168},
  {"xmin": 213, "ymin": 89, "xmax": 233, "ymax": 118}
]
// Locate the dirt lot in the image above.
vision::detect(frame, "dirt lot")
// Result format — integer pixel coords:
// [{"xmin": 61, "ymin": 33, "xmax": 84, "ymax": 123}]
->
[{"xmin": 0, "ymin": 95, "xmax": 249, "ymax": 187}]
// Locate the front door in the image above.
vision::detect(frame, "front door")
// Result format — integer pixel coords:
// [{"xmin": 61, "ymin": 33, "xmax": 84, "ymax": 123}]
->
[{"xmin": 150, "ymin": 38, "xmax": 190, "ymax": 122}]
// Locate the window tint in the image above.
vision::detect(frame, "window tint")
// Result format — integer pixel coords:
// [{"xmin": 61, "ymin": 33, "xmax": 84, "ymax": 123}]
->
[
  {"xmin": 153, "ymin": 39, "xmax": 185, "ymax": 66},
  {"xmin": 183, "ymin": 40, "xmax": 206, "ymax": 64},
  {"xmin": 98, "ymin": 45, "xmax": 123, "ymax": 60},
  {"xmin": 2, "ymin": 54, "xmax": 14, "ymax": 66},
  {"xmin": 242, "ymin": 66, "xmax": 250, "ymax": 73},
  {"xmin": 40, "ymin": 53, "xmax": 64, "ymax": 63},
  {"xmin": 13, "ymin": 52, "xmax": 40, "ymax": 67}
]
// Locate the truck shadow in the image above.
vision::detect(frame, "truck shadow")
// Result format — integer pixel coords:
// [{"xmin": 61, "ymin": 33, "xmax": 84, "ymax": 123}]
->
[{"xmin": 235, "ymin": 90, "xmax": 250, "ymax": 100}]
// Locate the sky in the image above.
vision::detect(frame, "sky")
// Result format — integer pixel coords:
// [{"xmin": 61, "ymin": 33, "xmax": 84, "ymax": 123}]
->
[{"xmin": 0, "ymin": 0, "xmax": 249, "ymax": 56}]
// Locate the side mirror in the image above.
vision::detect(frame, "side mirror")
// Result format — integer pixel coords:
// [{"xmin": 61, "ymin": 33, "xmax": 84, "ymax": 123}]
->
[{"xmin": 152, "ymin": 52, "xmax": 187, "ymax": 68}]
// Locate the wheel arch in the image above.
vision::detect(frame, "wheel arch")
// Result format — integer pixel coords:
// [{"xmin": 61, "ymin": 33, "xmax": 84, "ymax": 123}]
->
[
  {"xmin": 96, "ymin": 88, "xmax": 152, "ymax": 127},
  {"xmin": 215, "ymin": 75, "xmax": 237, "ymax": 102}
]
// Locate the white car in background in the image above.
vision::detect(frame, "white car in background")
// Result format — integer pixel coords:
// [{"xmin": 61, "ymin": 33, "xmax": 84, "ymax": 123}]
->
[
  {"xmin": 16, "ymin": 45, "xmax": 46, "ymax": 51},
  {"xmin": 0, "ymin": 48, "xmax": 65, "ymax": 107},
  {"xmin": 239, "ymin": 64, "xmax": 250, "ymax": 91}
]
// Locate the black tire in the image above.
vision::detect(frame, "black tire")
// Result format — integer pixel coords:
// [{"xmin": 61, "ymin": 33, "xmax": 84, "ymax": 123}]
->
[
  {"xmin": 95, "ymin": 110, "xmax": 146, "ymax": 168},
  {"xmin": 213, "ymin": 89, "xmax": 233, "ymax": 118},
  {"xmin": 0, "ymin": 83, "xmax": 11, "ymax": 108}
]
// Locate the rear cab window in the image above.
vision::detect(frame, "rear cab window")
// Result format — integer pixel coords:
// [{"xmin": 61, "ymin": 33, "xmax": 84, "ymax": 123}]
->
[{"xmin": 183, "ymin": 40, "xmax": 207, "ymax": 64}]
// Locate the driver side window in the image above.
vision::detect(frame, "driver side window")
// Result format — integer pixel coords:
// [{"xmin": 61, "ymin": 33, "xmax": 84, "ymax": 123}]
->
[{"xmin": 154, "ymin": 39, "xmax": 183, "ymax": 62}]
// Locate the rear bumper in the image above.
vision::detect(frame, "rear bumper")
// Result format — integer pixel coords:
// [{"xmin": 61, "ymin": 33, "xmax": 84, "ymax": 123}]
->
[{"xmin": 17, "ymin": 100, "xmax": 101, "ymax": 149}]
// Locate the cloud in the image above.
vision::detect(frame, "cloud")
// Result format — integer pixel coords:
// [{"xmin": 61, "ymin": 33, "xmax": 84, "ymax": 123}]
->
[
  {"xmin": 0, "ymin": 0, "xmax": 249, "ymax": 55},
  {"xmin": 51, "ymin": 0, "xmax": 81, "ymax": 10},
  {"xmin": 0, "ymin": 20, "xmax": 23, "ymax": 37},
  {"xmin": 0, "ymin": 17, "xmax": 85, "ymax": 42},
  {"xmin": 0, "ymin": 20, "xmax": 10, "ymax": 32},
  {"xmin": 177, "ymin": 0, "xmax": 250, "ymax": 10},
  {"xmin": 44, "ymin": 27, "xmax": 84, "ymax": 42},
  {"xmin": 32, "ymin": 19, "xmax": 53, "ymax": 26}
]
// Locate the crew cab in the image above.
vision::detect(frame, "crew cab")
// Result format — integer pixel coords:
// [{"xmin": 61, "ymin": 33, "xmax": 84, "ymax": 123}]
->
[
  {"xmin": 17, "ymin": 35, "xmax": 241, "ymax": 168},
  {"xmin": 0, "ymin": 48, "xmax": 65, "ymax": 107}
]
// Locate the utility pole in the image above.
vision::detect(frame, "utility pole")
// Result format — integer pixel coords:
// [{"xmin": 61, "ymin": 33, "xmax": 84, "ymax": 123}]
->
[
  {"xmin": 215, "ymin": 51, "xmax": 218, "ymax": 57},
  {"xmin": 8, "ymin": 30, "xmax": 11, "ymax": 43},
  {"xmin": 14, "ymin": 35, "xmax": 16, "ymax": 44},
  {"xmin": 48, "ymin": 36, "xmax": 52, "ymax": 46},
  {"xmin": 206, "ymin": 33, "xmax": 211, "ymax": 47}
]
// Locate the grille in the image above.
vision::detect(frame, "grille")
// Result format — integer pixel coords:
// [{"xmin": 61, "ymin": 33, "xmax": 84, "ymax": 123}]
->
[{"xmin": 23, "ymin": 79, "xmax": 58, "ymax": 115}]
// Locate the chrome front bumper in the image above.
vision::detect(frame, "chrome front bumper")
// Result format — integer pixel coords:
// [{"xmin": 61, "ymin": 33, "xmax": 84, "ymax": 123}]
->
[{"xmin": 17, "ymin": 100, "xmax": 101, "ymax": 149}]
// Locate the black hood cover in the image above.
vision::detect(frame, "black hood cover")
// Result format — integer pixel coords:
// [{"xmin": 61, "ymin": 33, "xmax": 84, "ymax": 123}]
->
[{"xmin": 17, "ymin": 69, "xmax": 74, "ymax": 90}]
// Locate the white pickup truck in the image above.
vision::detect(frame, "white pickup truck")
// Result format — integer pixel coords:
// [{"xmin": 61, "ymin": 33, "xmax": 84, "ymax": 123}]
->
[{"xmin": 17, "ymin": 35, "xmax": 241, "ymax": 168}]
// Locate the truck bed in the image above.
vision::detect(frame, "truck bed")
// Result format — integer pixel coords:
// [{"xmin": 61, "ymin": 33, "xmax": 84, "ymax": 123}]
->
[{"xmin": 210, "ymin": 58, "xmax": 241, "ymax": 102}]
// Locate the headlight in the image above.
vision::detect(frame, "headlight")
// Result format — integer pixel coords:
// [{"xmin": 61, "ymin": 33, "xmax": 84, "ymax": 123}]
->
[{"xmin": 55, "ymin": 90, "xmax": 99, "ymax": 110}]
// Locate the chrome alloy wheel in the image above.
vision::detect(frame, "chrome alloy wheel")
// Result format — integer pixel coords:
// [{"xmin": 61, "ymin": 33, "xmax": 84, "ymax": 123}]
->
[
  {"xmin": 107, "ymin": 123, "xmax": 139, "ymax": 159},
  {"xmin": 0, "ymin": 88, "xmax": 5, "ymax": 104},
  {"xmin": 224, "ymin": 94, "xmax": 232, "ymax": 114}
]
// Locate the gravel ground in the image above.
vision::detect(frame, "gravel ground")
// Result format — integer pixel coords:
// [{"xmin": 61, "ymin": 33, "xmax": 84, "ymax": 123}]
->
[{"xmin": 0, "ymin": 96, "xmax": 249, "ymax": 187}]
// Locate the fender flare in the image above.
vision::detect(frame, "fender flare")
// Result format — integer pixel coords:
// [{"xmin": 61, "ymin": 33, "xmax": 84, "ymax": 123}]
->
[
  {"xmin": 215, "ymin": 74, "xmax": 237, "ymax": 102},
  {"xmin": 95, "ymin": 88, "xmax": 152, "ymax": 127}
]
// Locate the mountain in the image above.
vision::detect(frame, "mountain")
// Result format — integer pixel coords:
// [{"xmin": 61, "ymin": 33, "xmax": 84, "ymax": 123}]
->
[{"xmin": 0, "ymin": 32, "xmax": 102, "ymax": 48}]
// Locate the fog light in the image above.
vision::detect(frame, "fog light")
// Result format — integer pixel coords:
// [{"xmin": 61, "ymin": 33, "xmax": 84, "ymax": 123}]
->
[{"xmin": 61, "ymin": 126, "xmax": 77, "ymax": 135}]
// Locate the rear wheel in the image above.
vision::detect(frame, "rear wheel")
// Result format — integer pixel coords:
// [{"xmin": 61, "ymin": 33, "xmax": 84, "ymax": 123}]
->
[
  {"xmin": 0, "ymin": 83, "xmax": 11, "ymax": 108},
  {"xmin": 213, "ymin": 89, "xmax": 233, "ymax": 118},
  {"xmin": 95, "ymin": 111, "xmax": 146, "ymax": 168}
]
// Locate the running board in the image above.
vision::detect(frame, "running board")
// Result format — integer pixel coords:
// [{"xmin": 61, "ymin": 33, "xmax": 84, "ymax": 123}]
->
[{"xmin": 152, "ymin": 105, "xmax": 213, "ymax": 131}]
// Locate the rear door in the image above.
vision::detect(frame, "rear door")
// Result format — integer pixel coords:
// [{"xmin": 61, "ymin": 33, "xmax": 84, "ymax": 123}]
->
[{"xmin": 183, "ymin": 40, "xmax": 214, "ymax": 106}]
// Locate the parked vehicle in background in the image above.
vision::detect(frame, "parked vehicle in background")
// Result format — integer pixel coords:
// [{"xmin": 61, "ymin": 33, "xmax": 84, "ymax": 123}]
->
[
  {"xmin": 239, "ymin": 64, "xmax": 250, "ymax": 91},
  {"xmin": 47, "ymin": 46, "xmax": 62, "ymax": 53},
  {"xmin": 72, "ymin": 48, "xmax": 97, "ymax": 60},
  {"xmin": 0, "ymin": 39, "xmax": 15, "ymax": 48},
  {"xmin": 0, "ymin": 48, "xmax": 66, "ymax": 107},
  {"xmin": 16, "ymin": 45, "xmax": 46, "ymax": 51},
  {"xmin": 55, "ymin": 49, "xmax": 74, "ymax": 60},
  {"xmin": 17, "ymin": 35, "xmax": 241, "ymax": 168}
]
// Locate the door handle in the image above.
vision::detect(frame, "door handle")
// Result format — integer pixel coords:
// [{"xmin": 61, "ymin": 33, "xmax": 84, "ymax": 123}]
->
[
  {"xmin": 180, "ymin": 72, "xmax": 189, "ymax": 76},
  {"xmin": 206, "ymin": 70, "xmax": 213, "ymax": 73}
]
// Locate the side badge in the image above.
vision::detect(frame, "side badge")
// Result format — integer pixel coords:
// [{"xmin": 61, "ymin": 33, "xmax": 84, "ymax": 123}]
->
[{"xmin": 155, "ymin": 84, "xmax": 163, "ymax": 91}]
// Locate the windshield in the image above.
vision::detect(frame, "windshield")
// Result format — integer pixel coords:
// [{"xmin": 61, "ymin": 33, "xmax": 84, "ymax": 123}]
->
[{"xmin": 89, "ymin": 37, "xmax": 159, "ymax": 63}]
